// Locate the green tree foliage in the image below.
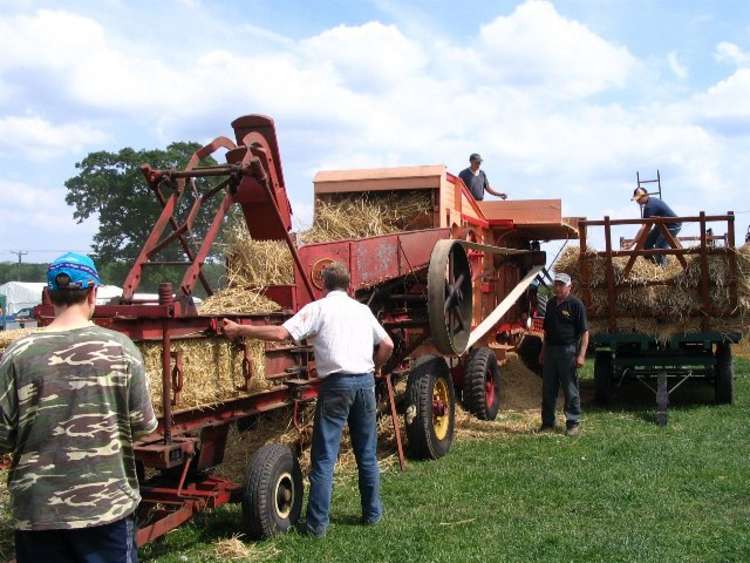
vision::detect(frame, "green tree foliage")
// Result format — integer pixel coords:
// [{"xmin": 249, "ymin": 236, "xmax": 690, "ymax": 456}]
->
[{"xmin": 65, "ymin": 143, "xmax": 236, "ymax": 293}]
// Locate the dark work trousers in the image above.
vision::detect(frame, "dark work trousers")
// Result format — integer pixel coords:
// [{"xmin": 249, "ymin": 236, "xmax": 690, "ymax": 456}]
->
[
  {"xmin": 15, "ymin": 515, "xmax": 138, "ymax": 563},
  {"xmin": 644, "ymin": 224, "xmax": 681, "ymax": 266},
  {"xmin": 542, "ymin": 343, "xmax": 582, "ymax": 428}
]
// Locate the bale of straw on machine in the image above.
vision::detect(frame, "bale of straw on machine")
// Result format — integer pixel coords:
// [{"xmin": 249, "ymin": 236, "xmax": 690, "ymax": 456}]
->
[{"xmin": 138, "ymin": 337, "xmax": 270, "ymax": 416}]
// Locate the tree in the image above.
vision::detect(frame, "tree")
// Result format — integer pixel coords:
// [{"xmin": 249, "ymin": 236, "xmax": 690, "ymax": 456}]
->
[{"xmin": 65, "ymin": 143, "xmax": 237, "ymax": 292}]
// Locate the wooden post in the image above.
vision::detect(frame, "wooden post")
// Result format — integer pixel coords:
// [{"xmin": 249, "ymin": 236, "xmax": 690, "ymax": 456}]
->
[
  {"xmin": 579, "ymin": 221, "xmax": 592, "ymax": 309},
  {"xmin": 604, "ymin": 216, "xmax": 617, "ymax": 332},
  {"xmin": 699, "ymin": 212, "xmax": 710, "ymax": 331},
  {"xmin": 727, "ymin": 212, "xmax": 738, "ymax": 313}
]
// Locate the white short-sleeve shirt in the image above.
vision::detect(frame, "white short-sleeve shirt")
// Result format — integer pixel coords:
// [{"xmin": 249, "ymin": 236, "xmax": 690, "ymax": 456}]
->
[{"xmin": 282, "ymin": 290, "xmax": 389, "ymax": 377}]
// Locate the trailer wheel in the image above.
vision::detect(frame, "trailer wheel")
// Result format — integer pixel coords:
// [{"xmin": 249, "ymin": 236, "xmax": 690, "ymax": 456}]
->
[
  {"xmin": 405, "ymin": 355, "xmax": 455, "ymax": 460},
  {"xmin": 594, "ymin": 352, "xmax": 613, "ymax": 405},
  {"xmin": 242, "ymin": 444, "xmax": 303, "ymax": 539},
  {"xmin": 464, "ymin": 347, "xmax": 501, "ymax": 420},
  {"xmin": 715, "ymin": 343, "xmax": 734, "ymax": 405}
]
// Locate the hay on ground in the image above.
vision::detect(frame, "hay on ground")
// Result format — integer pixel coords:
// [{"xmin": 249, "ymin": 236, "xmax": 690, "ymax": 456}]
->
[{"xmin": 213, "ymin": 534, "xmax": 280, "ymax": 561}]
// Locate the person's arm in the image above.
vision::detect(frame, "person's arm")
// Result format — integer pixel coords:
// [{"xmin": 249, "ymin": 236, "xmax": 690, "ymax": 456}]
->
[
  {"xmin": 374, "ymin": 334, "xmax": 394, "ymax": 370},
  {"xmin": 575, "ymin": 301, "xmax": 589, "ymax": 368},
  {"xmin": 626, "ymin": 223, "xmax": 649, "ymax": 249},
  {"xmin": 126, "ymin": 342, "xmax": 158, "ymax": 440},
  {"xmin": 370, "ymin": 313, "xmax": 394, "ymax": 371},
  {"xmin": 576, "ymin": 331, "xmax": 589, "ymax": 368},
  {"xmin": 222, "ymin": 319, "xmax": 290, "ymax": 342},
  {"xmin": 485, "ymin": 185, "xmax": 508, "ymax": 199},
  {"xmin": 0, "ymin": 356, "xmax": 17, "ymax": 454},
  {"xmin": 482, "ymin": 171, "xmax": 507, "ymax": 199}
]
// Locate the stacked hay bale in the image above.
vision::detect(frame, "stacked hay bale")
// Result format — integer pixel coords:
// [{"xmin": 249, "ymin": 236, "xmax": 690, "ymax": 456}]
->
[
  {"xmin": 555, "ymin": 244, "xmax": 750, "ymax": 338},
  {"xmin": 299, "ymin": 191, "xmax": 433, "ymax": 244}
]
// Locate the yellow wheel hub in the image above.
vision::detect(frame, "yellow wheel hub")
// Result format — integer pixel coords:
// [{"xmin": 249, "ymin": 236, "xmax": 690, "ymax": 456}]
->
[{"xmin": 432, "ymin": 377, "xmax": 450, "ymax": 440}]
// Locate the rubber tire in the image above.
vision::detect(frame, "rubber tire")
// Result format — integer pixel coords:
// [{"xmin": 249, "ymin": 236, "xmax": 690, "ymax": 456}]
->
[
  {"xmin": 517, "ymin": 335, "xmax": 543, "ymax": 377},
  {"xmin": 594, "ymin": 351, "xmax": 613, "ymax": 405},
  {"xmin": 715, "ymin": 343, "xmax": 735, "ymax": 405},
  {"xmin": 463, "ymin": 347, "xmax": 501, "ymax": 421},
  {"xmin": 404, "ymin": 355, "xmax": 455, "ymax": 460},
  {"xmin": 241, "ymin": 443, "xmax": 303, "ymax": 539}
]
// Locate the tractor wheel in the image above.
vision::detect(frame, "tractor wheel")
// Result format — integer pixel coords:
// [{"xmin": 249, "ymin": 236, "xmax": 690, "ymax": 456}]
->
[
  {"xmin": 404, "ymin": 355, "xmax": 455, "ymax": 460},
  {"xmin": 242, "ymin": 444, "xmax": 303, "ymax": 539},
  {"xmin": 463, "ymin": 347, "xmax": 501, "ymax": 421},
  {"xmin": 517, "ymin": 334, "xmax": 543, "ymax": 377},
  {"xmin": 594, "ymin": 351, "xmax": 613, "ymax": 405},
  {"xmin": 715, "ymin": 343, "xmax": 735, "ymax": 405}
]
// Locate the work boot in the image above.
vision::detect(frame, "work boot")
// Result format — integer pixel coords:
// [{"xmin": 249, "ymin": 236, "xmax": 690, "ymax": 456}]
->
[{"xmin": 565, "ymin": 424, "xmax": 581, "ymax": 437}]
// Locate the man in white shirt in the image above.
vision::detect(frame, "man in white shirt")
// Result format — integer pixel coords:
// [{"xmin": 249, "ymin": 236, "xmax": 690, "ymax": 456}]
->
[{"xmin": 222, "ymin": 262, "xmax": 394, "ymax": 538}]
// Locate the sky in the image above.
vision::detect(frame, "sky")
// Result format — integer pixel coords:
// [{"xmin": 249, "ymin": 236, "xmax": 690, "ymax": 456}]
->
[{"xmin": 0, "ymin": 0, "xmax": 749, "ymax": 266}]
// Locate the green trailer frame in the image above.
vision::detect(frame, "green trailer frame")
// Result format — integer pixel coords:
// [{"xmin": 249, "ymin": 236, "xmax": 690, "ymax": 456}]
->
[{"xmin": 578, "ymin": 212, "xmax": 741, "ymax": 425}]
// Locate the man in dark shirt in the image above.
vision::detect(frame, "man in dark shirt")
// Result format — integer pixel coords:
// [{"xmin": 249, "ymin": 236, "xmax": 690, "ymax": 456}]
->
[
  {"xmin": 627, "ymin": 187, "xmax": 682, "ymax": 266},
  {"xmin": 458, "ymin": 153, "xmax": 507, "ymax": 201},
  {"xmin": 538, "ymin": 272, "xmax": 589, "ymax": 436}
]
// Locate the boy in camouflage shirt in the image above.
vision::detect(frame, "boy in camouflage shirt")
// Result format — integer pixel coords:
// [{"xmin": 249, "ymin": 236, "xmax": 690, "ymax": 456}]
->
[{"xmin": 0, "ymin": 253, "xmax": 157, "ymax": 563}]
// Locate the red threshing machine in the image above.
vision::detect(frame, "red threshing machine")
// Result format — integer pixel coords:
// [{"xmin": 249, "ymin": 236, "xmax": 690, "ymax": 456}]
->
[{"xmin": 33, "ymin": 115, "xmax": 576, "ymax": 544}]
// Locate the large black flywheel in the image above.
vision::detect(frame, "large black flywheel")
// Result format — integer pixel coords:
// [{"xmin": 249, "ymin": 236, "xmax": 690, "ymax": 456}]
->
[{"xmin": 428, "ymin": 239, "xmax": 473, "ymax": 355}]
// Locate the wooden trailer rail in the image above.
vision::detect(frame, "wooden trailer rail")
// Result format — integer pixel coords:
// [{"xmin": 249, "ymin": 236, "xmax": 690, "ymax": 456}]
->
[{"xmin": 578, "ymin": 212, "xmax": 737, "ymax": 332}]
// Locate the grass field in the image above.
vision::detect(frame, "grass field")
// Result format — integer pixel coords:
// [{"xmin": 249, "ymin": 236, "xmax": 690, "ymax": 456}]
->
[{"xmin": 1, "ymin": 358, "xmax": 748, "ymax": 562}]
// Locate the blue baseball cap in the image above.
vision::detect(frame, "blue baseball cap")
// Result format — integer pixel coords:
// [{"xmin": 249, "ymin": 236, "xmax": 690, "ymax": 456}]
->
[{"xmin": 47, "ymin": 252, "xmax": 101, "ymax": 290}]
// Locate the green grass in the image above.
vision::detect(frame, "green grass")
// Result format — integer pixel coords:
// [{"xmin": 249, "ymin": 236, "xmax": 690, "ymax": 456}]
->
[{"xmin": 140, "ymin": 358, "xmax": 750, "ymax": 563}]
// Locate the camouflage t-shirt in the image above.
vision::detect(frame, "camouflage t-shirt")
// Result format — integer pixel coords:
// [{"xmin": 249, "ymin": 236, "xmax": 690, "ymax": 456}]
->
[{"xmin": 0, "ymin": 325, "xmax": 158, "ymax": 530}]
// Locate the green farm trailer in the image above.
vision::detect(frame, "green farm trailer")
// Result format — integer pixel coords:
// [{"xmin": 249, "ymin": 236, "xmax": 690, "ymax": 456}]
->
[{"xmin": 578, "ymin": 211, "xmax": 742, "ymax": 425}]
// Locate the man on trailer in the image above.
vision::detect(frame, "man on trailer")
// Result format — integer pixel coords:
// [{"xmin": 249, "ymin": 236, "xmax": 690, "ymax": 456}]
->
[
  {"xmin": 538, "ymin": 272, "xmax": 589, "ymax": 437},
  {"xmin": 222, "ymin": 262, "xmax": 394, "ymax": 538},
  {"xmin": 627, "ymin": 187, "xmax": 682, "ymax": 266},
  {"xmin": 458, "ymin": 153, "xmax": 507, "ymax": 201},
  {"xmin": 0, "ymin": 253, "xmax": 158, "ymax": 563}
]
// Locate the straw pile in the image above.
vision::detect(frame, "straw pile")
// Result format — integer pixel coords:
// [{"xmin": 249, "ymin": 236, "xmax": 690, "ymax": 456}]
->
[
  {"xmin": 139, "ymin": 337, "xmax": 269, "ymax": 415},
  {"xmin": 199, "ymin": 224, "xmax": 290, "ymax": 315},
  {"xmin": 199, "ymin": 190, "xmax": 432, "ymax": 315},
  {"xmin": 213, "ymin": 534, "xmax": 280, "ymax": 561},
  {"xmin": 299, "ymin": 191, "xmax": 433, "ymax": 244},
  {"xmin": 0, "ymin": 328, "xmax": 45, "ymax": 353},
  {"xmin": 555, "ymin": 244, "xmax": 750, "ymax": 337}
]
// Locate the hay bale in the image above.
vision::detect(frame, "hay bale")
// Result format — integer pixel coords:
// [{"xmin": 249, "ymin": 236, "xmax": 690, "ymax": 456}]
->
[
  {"xmin": 0, "ymin": 328, "xmax": 42, "ymax": 353},
  {"xmin": 555, "ymin": 244, "xmax": 750, "ymax": 337},
  {"xmin": 299, "ymin": 191, "xmax": 433, "ymax": 244},
  {"xmin": 138, "ymin": 337, "xmax": 269, "ymax": 415}
]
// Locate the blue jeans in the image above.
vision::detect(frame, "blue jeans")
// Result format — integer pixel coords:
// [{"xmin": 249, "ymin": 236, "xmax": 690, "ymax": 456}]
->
[
  {"xmin": 542, "ymin": 344, "xmax": 581, "ymax": 428},
  {"xmin": 645, "ymin": 224, "xmax": 681, "ymax": 266},
  {"xmin": 306, "ymin": 373, "xmax": 382, "ymax": 536},
  {"xmin": 15, "ymin": 515, "xmax": 138, "ymax": 563}
]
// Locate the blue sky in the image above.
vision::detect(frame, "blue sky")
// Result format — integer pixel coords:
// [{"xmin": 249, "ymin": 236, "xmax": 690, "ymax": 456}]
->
[{"xmin": 0, "ymin": 0, "xmax": 749, "ymax": 265}]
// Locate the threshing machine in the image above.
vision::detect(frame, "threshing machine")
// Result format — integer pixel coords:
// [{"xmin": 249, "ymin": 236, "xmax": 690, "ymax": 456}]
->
[{"xmin": 33, "ymin": 114, "xmax": 576, "ymax": 543}]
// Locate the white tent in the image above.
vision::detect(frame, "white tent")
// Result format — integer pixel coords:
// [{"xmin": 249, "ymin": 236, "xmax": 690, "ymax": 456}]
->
[
  {"xmin": 0, "ymin": 282, "xmax": 46, "ymax": 315},
  {"xmin": 96, "ymin": 285, "xmax": 123, "ymax": 305}
]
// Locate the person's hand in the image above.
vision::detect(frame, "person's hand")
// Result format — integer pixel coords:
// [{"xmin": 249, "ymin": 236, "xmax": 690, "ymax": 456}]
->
[
  {"xmin": 222, "ymin": 318, "xmax": 242, "ymax": 340},
  {"xmin": 500, "ymin": 192, "xmax": 508, "ymax": 200},
  {"xmin": 576, "ymin": 355, "xmax": 585, "ymax": 368}
]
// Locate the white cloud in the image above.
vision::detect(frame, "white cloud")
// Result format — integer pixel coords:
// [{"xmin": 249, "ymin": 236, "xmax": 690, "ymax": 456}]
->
[
  {"xmin": 0, "ymin": 115, "xmax": 108, "ymax": 158},
  {"xmin": 714, "ymin": 41, "xmax": 750, "ymax": 66},
  {"xmin": 0, "ymin": 2, "xmax": 748, "ymax": 250},
  {"xmin": 475, "ymin": 1, "xmax": 638, "ymax": 97},
  {"xmin": 668, "ymin": 51, "xmax": 688, "ymax": 79},
  {"xmin": 0, "ymin": 179, "xmax": 98, "ymax": 258}
]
